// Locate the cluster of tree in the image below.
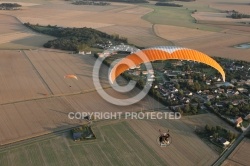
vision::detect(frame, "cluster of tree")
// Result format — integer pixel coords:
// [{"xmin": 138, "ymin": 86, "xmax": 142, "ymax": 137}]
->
[
  {"xmin": 155, "ymin": 2, "xmax": 183, "ymax": 7},
  {"xmin": 99, "ymin": 0, "xmax": 149, "ymax": 3},
  {"xmin": 217, "ymin": 102, "xmax": 250, "ymax": 117},
  {"xmin": 24, "ymin": 23, "xmax": 128, "ymax": 51},
  {"xmin": 229, "ymin": 11, "xmax": 250, "ymax": 19},
  {"xmin": 151, "ymin": 0, "xmax": 194, "ymax": 1},
  {"xmin": 0, "ymin": 3, "xmax": 21, "ymax": 7},
  {"xmin": 73, "ymin": 1, "xmax": 111, "ymax": 5},
  {"xmin": 205, "ymin": 125, "xmax": 237, "ymax": 141},
  {"xmin": 176, "ymin": 103, "xmax": 199, "ymax": 115},
  {"xmin": 71, "ymin": 125, "xmax": 96, "ymax": 141},
  {"xmin": 0, "ymin": 3, "xmax": 21, "ymax": 9},
  {"xmin": 175, "ymin": 0, "xmax": 195, "ymax": 2}
]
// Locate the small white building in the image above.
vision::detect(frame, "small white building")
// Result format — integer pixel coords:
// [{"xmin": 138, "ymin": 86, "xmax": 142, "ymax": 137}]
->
[{"xmin": 79, "ymin": 51, "xmax": 85, "ymax": 55}]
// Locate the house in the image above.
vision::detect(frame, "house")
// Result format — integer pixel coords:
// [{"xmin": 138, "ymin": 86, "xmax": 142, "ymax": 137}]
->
[
  {"xmin": 206, "ymin": 95, "xmax": 215, "ymax": 101},
  {"xmin": 206, "ymin": 80, "xmax": 211, "ymax": 85},
  {"xmin": 233, "ymin": 91, "xmax": 240, "ymax": 95},
  {"xmin": 197, "ymin": 90, "xmax": 202, "ymax": 94},
  {"xmin": 218, "ymin": 137, "xmax": 230, "ymax": 146},
  {"xmin": 232, "ymin": 100, "xmax": 239, "ymax": 106},
  {"xmin": 215, "ymin": 102, "xmax": 224, "ymax": 107},
  {"xmin": 237, "ymin": 88, "xmax": 248, "ymax": 93},
  {"xmin": 235, "ymin": 117, "xmax": 243, "ymax": 127},
  {"xmin": 73, "ymin": 132, "xmax": 82, "ymax": 141},
  {"xmin": 216, "ymin": 82, "xmax": 234, "ymax": 88},
  {"xmin": 203, "ymin": 90, "xmax": 210, "ymax": 94},
  {"xmin": 231, "ymin": 79, "xmax": 237, "ymax": 84},
  {"xmin": 216, "ymin": 78, "xmax": 221, "ymax": 82},
  {"xmin": 244, "ymin": 113, "xmax": 250, "ymax": 120},
  {"xmin": 132, "ymin": 71, "xmax": 140, "ymax": 76},
  {"xmin": 185, "ymin": 92, "xmax": 193, "ymax": 96},
  {"xmin": 237, "ymin": 80, "xmax": 246, "ymax": 86},
  {"xmin": 147, "ymin": 78, "xmax": 155, "ymax": 82},
  {"xmin": 218, "ymin": 88, "xmax": 225, "ymax": 93},
  {"xmin": 245, "ymin": 80, "xmax": 250, "ymax": 86},
  {"xmin": 170, "ymin": 87, "xmax": 178, "ymax": 93},
  {"xmin": 187, "ymin": 79, "xmax": 194, "ymax": 85},
  {"xmin": 130, "ymin": 66, "xmax": 136, "ymax": 70},
  {"xmin": 236, "ymin": 65, "xmax": 244, "ymax": 70},
  {"xmin": 148, "ymin": 69, "xmax": 154, "ymax": 74},
  {"xmin": 184, "ymin": 98, "xmax": 190, "ymax": 103},
  {"xmin": 79, "ymin": 51, "xmax": 85, "ymax": 55}
]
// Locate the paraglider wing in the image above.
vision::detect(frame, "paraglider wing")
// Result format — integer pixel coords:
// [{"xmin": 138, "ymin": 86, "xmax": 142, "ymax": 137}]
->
[
  {"xmin": 64, "ymin": 74, "xmax": 78, "ymax": 80},
  {"xmin": 109, "ymin": 46, "xmax": 225, "ymax": 84}
]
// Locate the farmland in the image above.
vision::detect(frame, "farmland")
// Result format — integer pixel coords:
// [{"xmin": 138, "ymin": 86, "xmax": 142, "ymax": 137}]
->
[
  {"xmin": 128, "ymin": 118, "xmax": 219, "ymax": 165},
  {"xmin": 0, "ymin": 49, "xmax": 162, "ymax": 145},
  {"xmin": 0, "ymin": 15, "xmax": 54, "ymax": 49},
  {"xmin": 222, "ymin": 138, "xmax": 250, "ymax": 166},
  {"xmin": 0, "ymin": 121, "xmax": 166, "ymax": 166},
  {"xmin": 0, "ymin": 0, "xmax": 250, "ymax": 165}
]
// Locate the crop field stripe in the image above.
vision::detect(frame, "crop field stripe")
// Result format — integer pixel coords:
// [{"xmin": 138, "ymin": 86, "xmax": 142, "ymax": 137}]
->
[
  {"xmin": 97, "ymin": 144, "xmax": 114, "ymax": 165},
  {"xmin": 9, "ymin": 147, "xmax": 30, "ymax": 166},
  {"xmin": 70, "ymin": 144, "xmax": 94, "ymax": 165},
  {"xmin": 22, "ymin": 50, "xmax": 53, "ymax": 95},
  {"xmin": 0, "ymin": 152, "xmax": 9, "ymax": 166},
  {"xmin": 110, "ymin": 125, "xmax": 146, "ymax": 165},
  {"xmin": 100, "ymin": 125, "xmax": 131, "ymax": 165},
  {"xmin": 82, "ymin": 144, "xmax": 113, "ymax": 165},
  {"xmin": 36, "ymin": 51, "xmax": 68, "ymax": 94},
  {"xmin": 38, "ymin": 140, "xmax": 62, "ymax": 166},
  {"xmin": 50, "ymin": 138, "xmax": 78, "ymax": 166},
  {"xmin": 26, "ymin": 51, "xmax": 60, "ymax": 94},
  {"xmin": 40, "ymin": 52, "xmax": 73, "ymax": 93},
  {"xmin": 112, "ymin": 121, "xmax": 166, "ymax": 165}
]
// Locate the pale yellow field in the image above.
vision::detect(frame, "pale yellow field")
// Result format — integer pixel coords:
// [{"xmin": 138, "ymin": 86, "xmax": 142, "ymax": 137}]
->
[
  {"xmin": 154, "ymin": 24, "xmax": 216, "ymax": 42},
  {"xmin": 0, "ymin": 15, "xmax": 54, "ymax": 48},
  {"xmin": 0, "ymin": 49, "xmax": 164, "ymax": 145},
  {"xmin": 222, "ymin": 138, "xmax": 250, "ymax": 166},
  {"xmin": 155, "ymin": 23, "xmax": 250, "ymax": 61},
  {"xmin": 178, "ymin": 31, "xmax": 250, "ymax": 61},
  {"xmin": 98, "ymin": 25, "xmax": 171, "ymax": 47},
  {"xmin": 193, "ymin": 12, "xmax": 250, "ymax": 23},
  {"xmin": 1, "ymin": 2, "xmax": 151, "ymax": 28},
  {"xmin": 0, "ymin": 50, "xmax": 50, "ymax": 104},
  {"xmin": 208, "ymin": 0, "xmax": 250, "ymax": 15}
]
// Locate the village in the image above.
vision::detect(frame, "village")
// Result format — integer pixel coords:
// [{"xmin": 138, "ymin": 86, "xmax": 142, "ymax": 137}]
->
[{"xmin": 93, "ymin": 44, "xmax": 250, "ymax": 149}]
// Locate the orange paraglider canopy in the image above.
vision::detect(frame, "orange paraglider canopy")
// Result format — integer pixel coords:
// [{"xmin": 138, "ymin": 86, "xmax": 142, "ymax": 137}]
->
[
  {"xmin": 109, "ymin": 46, "xmax": 225, "ymax": 84},
  {"xmin": 64, "ymin": 74, "xmax": 78, "ymax": 80}
]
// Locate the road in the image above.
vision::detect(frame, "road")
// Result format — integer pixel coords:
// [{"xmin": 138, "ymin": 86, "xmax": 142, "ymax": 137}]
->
[{"xmin": 212, "ymin": 126, "xmax": 250, "ymax": 166}]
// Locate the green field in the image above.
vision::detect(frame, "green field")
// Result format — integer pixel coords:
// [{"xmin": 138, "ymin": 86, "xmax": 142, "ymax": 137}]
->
[
  {"xmin": 0, "ymin": 121, "xmax": 166, "ymax": 166},
  {"xmin": 141, "ymin": 4, "xmax": 221, "ymax": 31}
]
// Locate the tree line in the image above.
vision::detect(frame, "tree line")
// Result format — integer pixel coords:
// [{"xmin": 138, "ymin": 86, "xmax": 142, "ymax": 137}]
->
[{"xmin": 24, "ymin": 23, "xmax": 128, "ymax": 51}]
